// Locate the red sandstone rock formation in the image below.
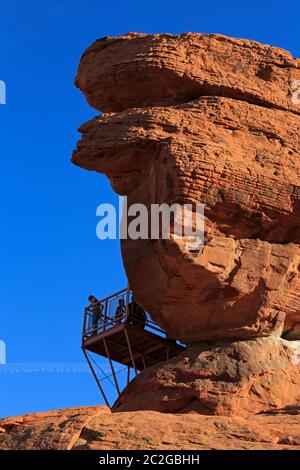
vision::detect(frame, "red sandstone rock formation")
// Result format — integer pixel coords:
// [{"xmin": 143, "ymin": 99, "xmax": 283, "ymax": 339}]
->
[
  {"xmin": 1, "ymin": 406, "xmax": 300, "ymax": 450},
  {"xmin": 72, "ymin": 32, "xmax": 300, "ymax": 415},
  {"xmin": 75, "ymin": 32, "xmax": 300, "ymax": 114},
  {"xmin": 0, "ymin": 407, "xmax": 109, "ymax": 450},
  {"xmin": 113, "ymin": 337, "xmax": 300, "ymax": 415}
]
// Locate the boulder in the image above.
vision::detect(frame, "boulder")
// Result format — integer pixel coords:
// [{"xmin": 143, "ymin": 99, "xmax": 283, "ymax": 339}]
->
[
  {"xmin": 75, "ymin": 32, "xmax": 300, "ymax": 114},
  {"xmin": 113, "ymin": 337, "xmax": 300, "ymax": 415}
]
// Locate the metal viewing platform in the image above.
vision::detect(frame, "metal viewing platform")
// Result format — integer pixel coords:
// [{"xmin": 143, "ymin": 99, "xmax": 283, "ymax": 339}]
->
[{"xmin": 82, "ymin": 287, "xmax": 186, "ymax": 408}]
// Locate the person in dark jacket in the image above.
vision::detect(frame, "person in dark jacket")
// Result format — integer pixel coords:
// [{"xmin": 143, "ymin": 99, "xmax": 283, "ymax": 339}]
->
[
  {"xmin": 127, "ymin": 297, "xmax": 147, "ymax": 329},
  {"xmin": 88, "ymin": 295, "xmax": 103, "ymax": 333},
  {"xmin": 115, "ymin": 298, "xmax": 126, "ymax": 323}
]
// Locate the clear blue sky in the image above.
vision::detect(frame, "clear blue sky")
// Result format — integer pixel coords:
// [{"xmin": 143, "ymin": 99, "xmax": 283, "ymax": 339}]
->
[{"xmin": 0, "ymin": 0, "xmax": 299, "ymax": 418}]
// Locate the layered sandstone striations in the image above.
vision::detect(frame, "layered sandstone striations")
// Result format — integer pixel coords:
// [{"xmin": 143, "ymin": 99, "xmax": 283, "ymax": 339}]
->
[
  {"xmin": 1, "ymin": 406, "xmax": 300, "ymax": 450},
  {"xmin": 75, "ymin": 32, "xmax": 300, "ymax": 114},
  {"xmin": 72, "ymin": 33, "xmax": 300, "ymax": 414}
]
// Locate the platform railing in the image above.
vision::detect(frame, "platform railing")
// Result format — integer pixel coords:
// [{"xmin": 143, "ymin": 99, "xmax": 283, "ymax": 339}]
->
[{"xmin": 82, "ymin": 287, "xmax": 165, "ymax": 341}]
